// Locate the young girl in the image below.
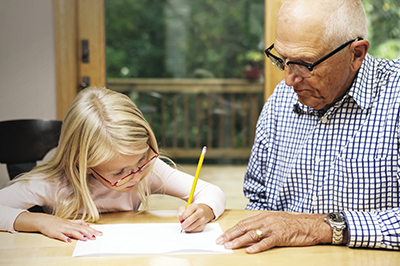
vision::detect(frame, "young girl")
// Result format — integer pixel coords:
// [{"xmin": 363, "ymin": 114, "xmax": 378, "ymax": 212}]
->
[{"xmin": 0, "ymin": 87, "xmax": 226, "ymax": 242}]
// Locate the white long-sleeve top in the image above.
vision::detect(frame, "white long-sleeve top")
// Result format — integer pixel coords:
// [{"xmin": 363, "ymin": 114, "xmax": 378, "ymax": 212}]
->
[{"xmin": 0, "ymin": 158, "xmax": 226, "ymax": 232}]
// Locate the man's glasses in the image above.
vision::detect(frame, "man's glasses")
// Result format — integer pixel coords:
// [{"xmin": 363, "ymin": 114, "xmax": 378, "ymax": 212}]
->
[
  {"xmin": 264, "ymin": 37, "xmax": 363, "ymax": 78},
  {"xmin": 91, "ymin": 145, "xmax": 159, "ymax": 187}
]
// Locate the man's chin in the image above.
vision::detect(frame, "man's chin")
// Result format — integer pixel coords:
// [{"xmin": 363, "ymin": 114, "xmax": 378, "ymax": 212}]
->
[{"xmin": 297, "ymin": 96, "xmax": 324, "ymax": 110}]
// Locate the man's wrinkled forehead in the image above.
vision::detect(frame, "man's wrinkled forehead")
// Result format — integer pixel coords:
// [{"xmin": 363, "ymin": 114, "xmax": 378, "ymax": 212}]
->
[
  {"xmin": 279, "ymin": 0, "xmax": 315, "ymax": 19},
  {"xmin": 276, "ymin": 0, "xmax": 327, "ymax": 46},
  {"xmin": 277, "ymin": 0, "xmax": 326, "ymax": 26}
]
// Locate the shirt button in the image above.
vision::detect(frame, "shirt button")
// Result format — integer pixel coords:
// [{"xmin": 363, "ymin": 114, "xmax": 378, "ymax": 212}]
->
[
  {"xmin": 312, "ymin": 195, "xmax": 318, "ymax": 201},
  {"xmin": 315, "ymin": 157, "xmax": 321, "ymax": 163},
  {"xmin": 321, "ymin": 117, "xmax": 328, "ymax": 123}
]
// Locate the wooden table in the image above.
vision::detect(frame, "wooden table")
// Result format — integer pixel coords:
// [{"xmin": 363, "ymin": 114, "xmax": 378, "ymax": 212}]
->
[{"xmin": 1, "ymin": 209, "xmax": 399, "ymax": 266}]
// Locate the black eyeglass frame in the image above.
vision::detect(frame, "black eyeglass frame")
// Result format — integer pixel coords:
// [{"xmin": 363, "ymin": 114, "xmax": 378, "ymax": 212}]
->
[{"xmin": 264, "ymin": 37, "xmax": 363, "ymax": 77}]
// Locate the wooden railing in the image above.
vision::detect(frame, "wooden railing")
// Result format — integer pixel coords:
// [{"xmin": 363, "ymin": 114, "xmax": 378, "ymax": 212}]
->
[{"xmin": 107, "ymin": 78, "xmax": 264, "ymax": 160}]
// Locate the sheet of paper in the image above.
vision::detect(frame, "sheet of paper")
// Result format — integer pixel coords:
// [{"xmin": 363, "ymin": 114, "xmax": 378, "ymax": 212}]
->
[{"xmin": 72, "ymin": 223, "xmax": 232, "ymax": 257}]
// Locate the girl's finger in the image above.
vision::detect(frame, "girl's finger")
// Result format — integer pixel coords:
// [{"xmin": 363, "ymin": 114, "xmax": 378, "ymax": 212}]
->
[
  {"xmin": 69, "ymin": 219, "xmax": 90, "ymax": 226},
  {"xmin": 177, "ymin": 206, "xmax": 186, "ymax": 222},
  {"xmin": 69, "ymin": 220, "xmax": 103, "ymax": 236}
]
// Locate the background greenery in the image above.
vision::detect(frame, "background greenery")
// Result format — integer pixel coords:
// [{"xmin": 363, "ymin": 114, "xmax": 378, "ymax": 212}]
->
[
  {"xmin": 105, "ymin": 0, "xmax": 400, "ymax": 80},
  {"xmin": 105, "ymin": 0, "xmax": 264, "ymax": 79},
  {"xmin": 105, "ymin": 0, "xmax": 168, "ymax": 78},
  {"xmin": 362, "ymin": 0, "xmax": 400, "ymax": 59}
]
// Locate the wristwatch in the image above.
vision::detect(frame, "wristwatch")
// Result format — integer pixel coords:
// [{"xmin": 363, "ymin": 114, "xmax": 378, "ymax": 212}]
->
[{"xmin": 324, "ymin": 212, "xmax": 347, "ymax": 245}]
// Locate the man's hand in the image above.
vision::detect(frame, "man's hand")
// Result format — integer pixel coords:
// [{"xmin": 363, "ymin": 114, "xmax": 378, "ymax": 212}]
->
[{"xmin": 216, "ymin": 211, "xmax": 332, "ymax": 253}]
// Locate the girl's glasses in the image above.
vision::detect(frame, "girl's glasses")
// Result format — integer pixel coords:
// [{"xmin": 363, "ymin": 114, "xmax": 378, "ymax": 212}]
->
[{"xmin": 91, "ymin": 145, "xmax": 159, "ymax": 187}]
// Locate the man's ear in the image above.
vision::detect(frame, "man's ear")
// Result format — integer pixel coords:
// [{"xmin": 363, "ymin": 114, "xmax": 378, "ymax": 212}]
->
[{"xmin": 350, "ymin": 39, "xmax": 369, "ymax": 72}]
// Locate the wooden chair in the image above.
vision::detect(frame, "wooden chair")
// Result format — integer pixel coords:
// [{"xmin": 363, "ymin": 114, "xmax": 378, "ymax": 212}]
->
[{"xmin": 0, "ymin": 119, "xmax": 62, "ymax": 180}]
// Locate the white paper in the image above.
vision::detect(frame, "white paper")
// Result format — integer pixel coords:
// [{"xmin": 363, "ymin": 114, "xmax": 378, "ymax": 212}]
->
[{"xmin": 72, "ymin": 223, "xmax": 232, "ymax": 257}]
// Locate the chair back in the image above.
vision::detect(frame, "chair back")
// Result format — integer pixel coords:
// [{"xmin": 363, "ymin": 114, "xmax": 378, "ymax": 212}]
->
[{"xmin": 0, "ymin": 119, "xmax": 62, "ymax": 180}]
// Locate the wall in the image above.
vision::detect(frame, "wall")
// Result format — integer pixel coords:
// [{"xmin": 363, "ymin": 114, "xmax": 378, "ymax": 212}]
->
[{"xmin": 0, "ymin": 0, "xmax": 56, "ymax": 187}]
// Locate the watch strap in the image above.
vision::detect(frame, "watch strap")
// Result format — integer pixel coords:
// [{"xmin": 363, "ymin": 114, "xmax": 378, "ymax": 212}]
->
[
  {"xmin": 332, "ymin": 227, "xmax": 344, "ymax": 245},
  {"xmin": 325, "ymin": 212, "xmax": 347, "ymax": 245}
]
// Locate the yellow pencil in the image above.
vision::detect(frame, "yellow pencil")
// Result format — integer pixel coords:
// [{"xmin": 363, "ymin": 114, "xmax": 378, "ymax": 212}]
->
[
  {"xmin": 186, "ymin": 146, "xmax": 207, "ymax": 207},
  {"xmin": 180, "ymin": 146, "xmax": 207, "ymax": 232}
]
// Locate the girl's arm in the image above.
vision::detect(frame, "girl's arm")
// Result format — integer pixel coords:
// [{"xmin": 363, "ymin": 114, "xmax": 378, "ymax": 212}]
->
[
  {"xmin": 149, "ymin": 159, "xmax": 226, "ymax": 232},
  {"xmin": 0, "ymin": 180, "xmax": 102, "ymax": 242},
  {"xmin": 14, "ymin": 211, "xmax": 102, "ymax": 242}
]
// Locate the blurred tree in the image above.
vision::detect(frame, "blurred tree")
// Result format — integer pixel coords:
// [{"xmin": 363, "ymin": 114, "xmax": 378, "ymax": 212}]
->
[
  {"xmin": 362, "ymin": 0, "xmax": 400, "ymax": 59},
  {"xmin": 105, "ymin": 0, "xmax": 170, "ymax": 78},
  {"xmin": 185, "ymin": 0, "xmax": 264, "ymax": 78},
  {"xmin": 105, "ymin": 0, "xmax": 264, "ymax": 79}
]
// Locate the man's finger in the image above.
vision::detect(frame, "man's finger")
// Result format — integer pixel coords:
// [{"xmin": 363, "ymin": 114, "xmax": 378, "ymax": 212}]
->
[
  {"xmin": 246, "ymin": 236, "xmax": 276, "ymax": 254},
  {"xmin": 222, "ymin": 228, "xmax": 262, "ymax": 249}
]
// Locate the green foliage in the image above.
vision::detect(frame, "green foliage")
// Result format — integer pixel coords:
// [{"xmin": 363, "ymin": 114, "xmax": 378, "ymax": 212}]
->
[
  {"xmin": 105, "ymin": 0, "xmax": 170, "ymax": 78},
  {"xmin": 105, "ymin": 0, "xmax": 264, "ymax": 79},
  {"xmin": 362, "ymin": 0, "xmax": 400, "ymax": 59},
  {"xmin": 185, "ymin": 0, "xmax": 264, "ymax": 78}
]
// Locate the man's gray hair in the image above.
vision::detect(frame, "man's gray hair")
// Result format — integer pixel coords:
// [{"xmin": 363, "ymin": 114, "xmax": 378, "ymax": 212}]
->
[
  {"xmin": 279, "ymin": 0, "xmax": 368, "ymax": 49},
  {"xmin": 324, "ymin": 0, "xmax": 368, "ymax": 48}
]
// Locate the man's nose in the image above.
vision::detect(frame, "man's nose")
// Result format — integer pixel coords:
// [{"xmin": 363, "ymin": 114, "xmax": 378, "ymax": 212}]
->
[{"xmin": 284, "ymin": 66, "xmax": 304, "ymax": 87}]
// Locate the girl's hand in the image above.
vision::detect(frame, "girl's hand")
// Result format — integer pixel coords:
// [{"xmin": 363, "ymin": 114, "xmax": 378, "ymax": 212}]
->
[
  {"xmin": 177, "ymin": 203, "xmax": 215, "ymax": 232},
  {"xmin": 14, "ymin": 212, "xmax": 102, "ymax": 243}
]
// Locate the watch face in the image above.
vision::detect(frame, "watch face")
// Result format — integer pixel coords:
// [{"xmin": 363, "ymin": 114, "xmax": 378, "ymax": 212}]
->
[
  {"xmin": 328, "ymin": 212, "xmax": 345, "ymax": 224},
  {"xmin": 328, "ymin": 213, "xmax": 338, "ymax": 221}
]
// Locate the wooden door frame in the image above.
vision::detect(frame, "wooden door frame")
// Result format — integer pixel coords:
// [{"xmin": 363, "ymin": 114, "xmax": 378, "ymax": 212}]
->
[
  {"xmin": 53, "ymin": 0, "xmax": 106, "ymax": 120},
  {"xmin": 53, "ymin": 0, "xmax": 78, "ymax": 120},
  {"xmin": 264, "ymin": 0, "xmax": 285, "ymax": 101}
]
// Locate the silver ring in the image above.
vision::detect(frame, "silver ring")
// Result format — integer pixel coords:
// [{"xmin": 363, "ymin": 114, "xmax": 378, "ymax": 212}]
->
[{"xmin": 255, "ymin": 229, "xmax": 263, "ymax": 241}]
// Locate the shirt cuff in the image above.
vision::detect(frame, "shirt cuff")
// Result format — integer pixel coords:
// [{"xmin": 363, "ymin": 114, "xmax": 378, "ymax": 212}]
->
[
  {"xmin": 342, "ymin": 210, "xmax": 383, "ymax": 248},
  {"xmin": 0, "ymin": 206, "xmax": 28, "ymax": 233}
]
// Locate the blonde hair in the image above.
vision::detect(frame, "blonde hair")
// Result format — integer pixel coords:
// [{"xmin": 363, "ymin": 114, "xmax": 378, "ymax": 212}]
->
[
  {"xmin": 278, "ymin": 0, "xmax": 368, "ymax": 48},
  {"xmin": 12, "ymin": 87, "xmax": 158, "ymax": 222}
]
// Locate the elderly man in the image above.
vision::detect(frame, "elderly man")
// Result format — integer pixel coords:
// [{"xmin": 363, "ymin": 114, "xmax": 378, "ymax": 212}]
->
[{"xmin": 217, "ymin": 0, "xmax": 400, "ymax": 253}]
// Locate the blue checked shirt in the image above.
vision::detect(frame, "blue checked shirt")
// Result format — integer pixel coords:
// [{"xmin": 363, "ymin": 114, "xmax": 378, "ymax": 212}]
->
[{"xmin": 244, "ymin": 54, "xmax": 400, "ymax": 250}]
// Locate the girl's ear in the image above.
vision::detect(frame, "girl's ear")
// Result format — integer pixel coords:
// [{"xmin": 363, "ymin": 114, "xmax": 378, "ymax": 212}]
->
[{"xmin": 77, "ymin": 163, "xmax": 93, "ymax": 174}]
